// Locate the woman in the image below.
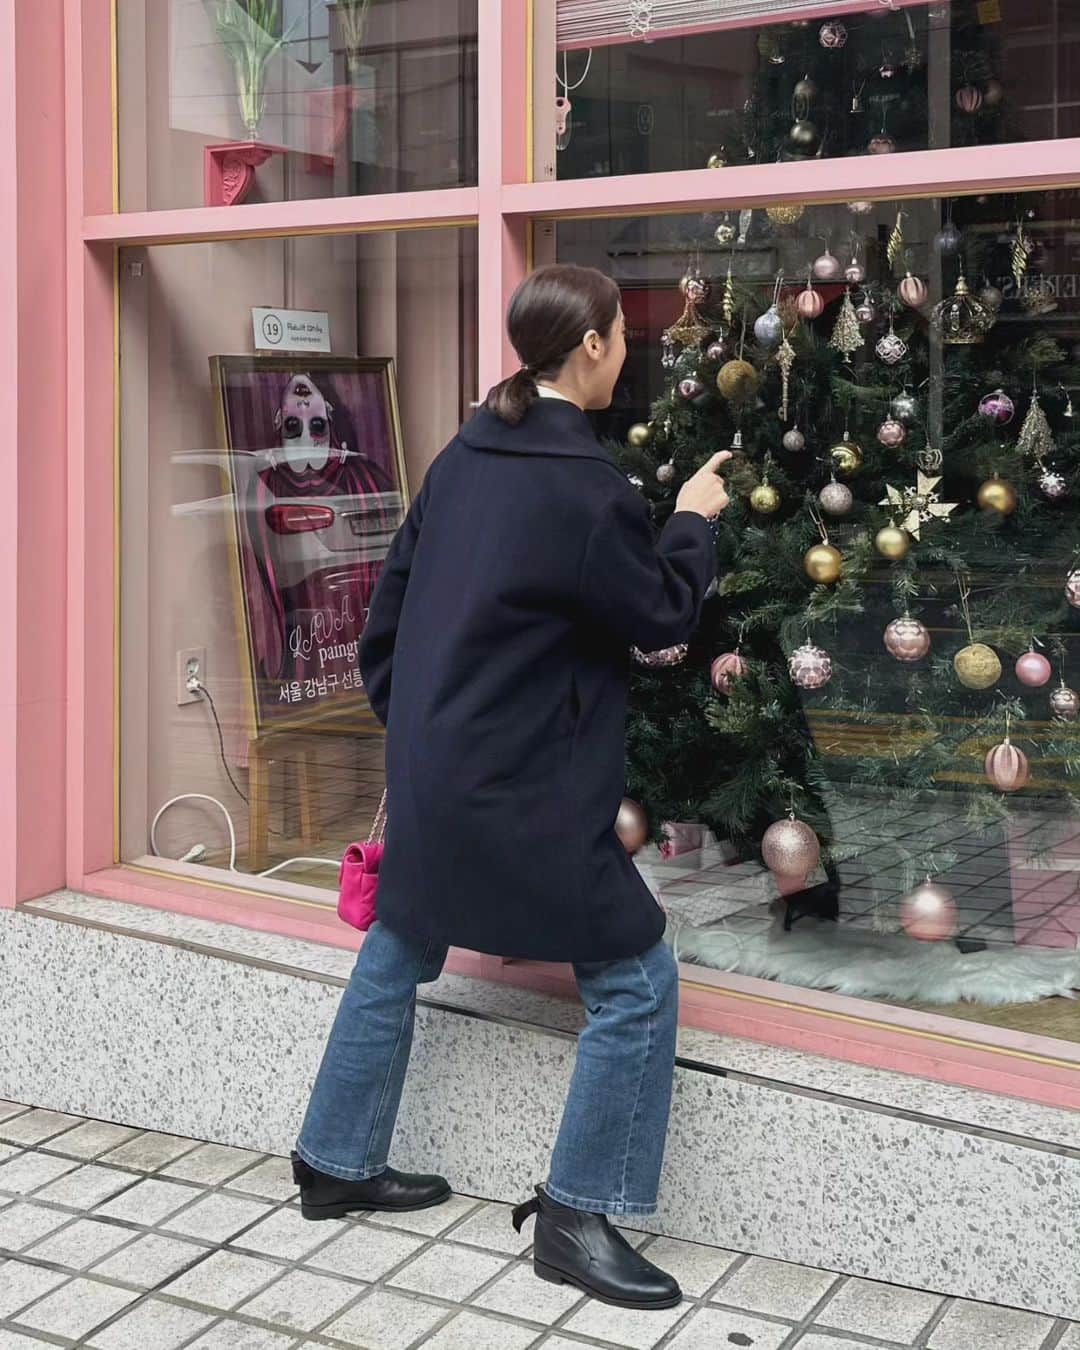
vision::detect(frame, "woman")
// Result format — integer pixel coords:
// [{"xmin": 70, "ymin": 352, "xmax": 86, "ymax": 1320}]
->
[{"xmin": 291, "ymin": 264, "xmax": 731, "ymax": 1311}]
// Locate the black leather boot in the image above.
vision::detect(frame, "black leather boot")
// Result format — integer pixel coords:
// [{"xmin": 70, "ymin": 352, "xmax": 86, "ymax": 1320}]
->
[
  {"xmin": 512, "ymin": 1184, "xmax": 681, "ymax": 1310},
  {"xmin": 291, "ymin": 1151, "xmax": 450, "ymax": 1220}
]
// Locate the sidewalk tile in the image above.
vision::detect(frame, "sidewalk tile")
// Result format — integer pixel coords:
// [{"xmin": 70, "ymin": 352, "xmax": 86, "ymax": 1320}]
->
[
  {"xmin": 162, "ymin": 1250, "xmax": 282, "ymax": 1310},
  {"xmin": 48, "ymin": 1121, "xmax": 139, "ymax": 1160},
  {"xmin": 183, "ymin": 1323, "xmax": 299, "ymax": 1349},
  {"xmin": 0, "ymin": 1111, "xmax": 81, "ymax": 1147},
  {"xmin": 446, "ymin": 1201, "xmax": 533, "ymax": 1256},
  {"xmin": 161, "ymin": 1143, "xmax": 262, "ymax": 1186},
  {"xmin": 13, "ymin": 1276, "xmax": 139, "ymax": 1340},
  {"xmin": 388, "ymin": 1243, "xmax": 507, "ymax": 1301},
  {"xmin": 95, "ymin": 1176, "xmax": 202, "ymax": 1225},
  {"xmin": 101, "ymin": 1132, "xmax": 199, "ymax": 1173},
  {"xmin": 225, "ymin": 1157, "xmax": 295, "ymax": 1202},
  {"xmin": 305, "ymin": 1223, "xmax": 424, "ymax": 1281},
  {"xmin": 33, "ymin": 1164, "xmax": 140, "ymax": 1210},
  {"xmin": 238, "ymin": 1267, "xmax": 363, "ymax": 1331},
  {"xmin": 712, "ymin": 1256, "xmax": 838, "ymax": 1320},
  {"xmin": 25, "ymin": 1218, "xmax": 132, "ymax": 1270},
  {"xmin": 927, "ymin": 1299, "xmax": 1054, "ymax": 1350},
  {"xmin": 472, "ymin": 1263, "xmax": 585, "ymax": 1323},
  {"xmin": 0, "ymin": 1153, "xmax": 78, "ymax": 1196},
  {"xmin": 362, "ymin": 1192, "xmax": 479, "ymax": 1237},
  {"xmin": 321, "ymin": 1288, "xmax": 446, "ymax": 1348},
  {"xmin": 231, "ymin": 1204, "xmax": 345, "ymax": 1262},
  {"xmin": 85, "ymin": 1297, "xmax": 214, "ymax": 1350},
  {"xmin": 163, "ymin": 1192, "xmax": 273, "ymax": 1244},
  {"xmin": 418, "ymin": 1309, "xmax": 541, "ymax": 1349},
  {"xmin": 0, "ymin": 1262, "xmax": 68, "ymax": 1319},
  {"xmin": 638, "ymin": 1236, "xmax": 739, "ymax": 1298},
  {"xmin": 561, "ymin": 1296, "xmax": 691, "ymax": 1349},
  {"xmin": 0, "ymin": 1203, "xmax": 72, "ymax": 1252},
  {"xmin": 816, "ymin": 1277, "xmax": 943, "ymax": 1342},
  {"xmin": 666, "ymin": 1307, "xmax": 791, "ymax": 1350},
  {"xmin": 91, "ymin": 1232, "xmax": 206, "ymax": 1287}
]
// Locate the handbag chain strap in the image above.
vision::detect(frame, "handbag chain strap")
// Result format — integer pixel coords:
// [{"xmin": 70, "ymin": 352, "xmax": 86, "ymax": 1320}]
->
[{"xmin": 367, "ymin": 789, "xmax": 388, "ymax": 845}]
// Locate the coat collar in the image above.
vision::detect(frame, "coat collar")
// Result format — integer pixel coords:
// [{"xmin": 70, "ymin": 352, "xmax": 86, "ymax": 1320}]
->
[{"xmin": 459, "ymin": 397, "xmax": 618, "ymax": 467}]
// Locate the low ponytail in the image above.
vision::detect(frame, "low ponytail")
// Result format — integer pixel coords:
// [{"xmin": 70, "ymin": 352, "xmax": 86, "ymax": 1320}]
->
[
  {"xmin": 485, "ymin": 367, "xmax": 539, "ymax": 426},
  {"xmin": 482, "ymin": 265, "xmax": 621, "ymax": 426}
]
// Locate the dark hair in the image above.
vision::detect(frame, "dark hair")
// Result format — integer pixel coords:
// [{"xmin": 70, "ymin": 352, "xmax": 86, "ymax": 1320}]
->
[{"xmin": 484, "ymin": 264, "xmax": 621, "ymax": 425}]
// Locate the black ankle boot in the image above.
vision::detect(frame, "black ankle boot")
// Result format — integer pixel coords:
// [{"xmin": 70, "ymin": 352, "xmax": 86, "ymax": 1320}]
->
[
  {"xmin": 512, "ymin": 1184, "xmax": 681, "ymax": 1310},
  {"xmin": 291, "ymin": 1151, "xmax": 450, "ymax": 1220}
]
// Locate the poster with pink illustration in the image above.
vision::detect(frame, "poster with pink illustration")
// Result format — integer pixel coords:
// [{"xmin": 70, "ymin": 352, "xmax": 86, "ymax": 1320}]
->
[{"xmin": 210, "ymin": 356, "xmax": 408, "ymax": 737}]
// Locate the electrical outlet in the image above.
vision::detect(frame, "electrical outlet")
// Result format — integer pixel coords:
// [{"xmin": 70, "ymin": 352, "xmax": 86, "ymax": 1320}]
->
[{"xmin": 177, "ymin": 647, "xmax": 206, "ymax": 706}]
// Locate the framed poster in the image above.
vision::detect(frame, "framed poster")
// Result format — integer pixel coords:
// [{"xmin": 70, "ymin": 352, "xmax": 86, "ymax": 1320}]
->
[{"xmin": 210, "ymin": 355, "xmax": 408, "ymax": 738}]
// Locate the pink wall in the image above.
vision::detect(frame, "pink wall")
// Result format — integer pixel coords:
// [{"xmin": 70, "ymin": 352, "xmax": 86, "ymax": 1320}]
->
[{"xmin": 0, "ymin": 0, "xmax": 69, "ymax": 907}]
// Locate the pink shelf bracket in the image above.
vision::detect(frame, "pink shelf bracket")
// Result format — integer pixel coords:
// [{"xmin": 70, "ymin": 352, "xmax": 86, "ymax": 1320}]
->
[{"xmin": 203, "ymin": 140, "xmax": 284, "ymax": 207}]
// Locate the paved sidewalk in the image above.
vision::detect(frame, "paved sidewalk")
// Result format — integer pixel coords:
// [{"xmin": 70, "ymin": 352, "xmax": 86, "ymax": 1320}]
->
[{"xmin": 0, "ymin": 1102, "xmax": 1074, "ymax": 1350}]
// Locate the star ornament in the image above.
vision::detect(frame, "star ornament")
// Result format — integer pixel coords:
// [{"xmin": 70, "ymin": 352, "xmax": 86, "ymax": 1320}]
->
[{"xmin": 879, "ymin": 471, "xmax": 957, "ymax": 540}]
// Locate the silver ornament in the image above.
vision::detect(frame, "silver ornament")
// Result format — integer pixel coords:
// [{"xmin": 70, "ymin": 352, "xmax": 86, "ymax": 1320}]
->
[
  {"xmin": 632, "ymin": 643, "xmax": 689, "ymax": 668},
  {"xmin": 1066, "ymin": 570, "xmax": 1080, "ymax": 608},
  {"xmin": 875, "ymin": 326, "xmax": 908, "ymax": 365},
  {"xmin": 783, "ymin": 427, "xmax": 806, "ymax": 452},
  {"xmin": 891, "ymin": 391, "xmax": 918, "ymax": 423},
  {"xmin": 754, "ymin": 306, "xmax": 784, "ymax": 349},
  {"xmin": 789, "ymin": 641, "xmax": 833, "ymax": 688},
  {"xmin": 819, "ymin": 481, "xmax": 853, "ymax": 515},
  {"xmin": 657, "ymin": 461, "xmax": 676, "ymax": 484},
  {"xmin": 1051, "ymin": 683, "xmax": 1080, "ymax": 720},
  {"xmin": 714, "ymin": 222, "xmax": 736, "ymax": 245},
  {"xmin": 844, "ymin": 261, "xmax": 866, "ymax": 284},
  {"xmin": 1039, "ymin": 467, "xmax": 1067, "ymax": 499},
  {"xmin": 855, "ymin": 300, "xmax": 876, "ymax": 325}
]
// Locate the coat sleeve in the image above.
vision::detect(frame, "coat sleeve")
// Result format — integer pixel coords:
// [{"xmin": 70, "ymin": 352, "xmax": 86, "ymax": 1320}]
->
[
  {"xmin": 579, "ymin": 491, "xmax": 717, "ymax": 652},
  {"xmin": 358, "ymin": 478, "xmax": 428, "ymax": 726}
]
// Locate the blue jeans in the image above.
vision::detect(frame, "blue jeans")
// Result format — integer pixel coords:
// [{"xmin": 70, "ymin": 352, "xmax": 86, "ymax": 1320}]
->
[{"xmin": 296, "ymin": 919, "xmax": 679, "ymax": 1217}]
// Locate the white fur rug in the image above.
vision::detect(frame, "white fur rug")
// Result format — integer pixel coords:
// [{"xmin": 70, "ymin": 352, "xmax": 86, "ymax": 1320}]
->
[{"xmin": 670, "ymin": 915, "xmax": 1080, "ymax": 1005}]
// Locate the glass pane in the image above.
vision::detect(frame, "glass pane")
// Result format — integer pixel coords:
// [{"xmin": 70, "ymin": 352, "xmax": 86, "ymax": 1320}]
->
[
  {"xmin": 118, "ymin": 227, "xmax": 477, "ymax": 891},
  {"xmin": 542, "ymin": 1, "xmax": 1078, "ymax": 180},
  {"xmin": 554, "ymin": 188, "xmax": 1080, "ymax": 1045},
  {"xmin": 117, "ymin": 1, "xmax": 477, "ymax": 211}
]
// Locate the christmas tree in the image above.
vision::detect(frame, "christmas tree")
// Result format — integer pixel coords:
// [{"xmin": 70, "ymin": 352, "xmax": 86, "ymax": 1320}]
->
[{"xmin": 610, "ymin": 190, "xmax": 1080, "ymax": 929}]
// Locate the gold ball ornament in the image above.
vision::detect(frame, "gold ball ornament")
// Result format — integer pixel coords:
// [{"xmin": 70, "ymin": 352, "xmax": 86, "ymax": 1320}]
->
[
  {"xmin": 804, "ymin": 543, "xmax": 842, "ymax": 584},
  {"xmin": 707, "ymin": 150, "xmax": 728, "ymax": 169},
  {"xmin": 829, "ymin": 439, "xmax": 863, "ymax": 475},
  {"xmin": 627, "ymin": 422, "xmax": 653, "ymax": 448},
  {"xmin": 615, "ymin": 798, "xmax": 650, "ymax": 855},
  {"xmin": 953, "ymin": 642, "xmax": 1002, "ymax": 690},
  {"xmin": 716, "ymin": 359, "xmax": 759, "ymax": 403},
  {"xmin": 762, "ymin": 816, "xmax": 821, "ymax": 878},
  {"xmin": 750, "ymin": 483, "xmax": 781, "ymax": 514},
  {"xmin": 875, "ymin": 524, "xmax": 910, "ymax": 559},
  {"xmin": 766, "ymin": 203, "xmax": 806, "ymax": 226},
  {"xmin": 977, "ymin": 475, "xmax": 1018, "ymax": 514}
]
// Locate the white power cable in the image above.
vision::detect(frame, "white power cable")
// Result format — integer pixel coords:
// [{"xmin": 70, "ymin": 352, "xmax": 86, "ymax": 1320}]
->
[{"xmin": 150, "ymin": 678, "xmax": 346, "ymax": 881}]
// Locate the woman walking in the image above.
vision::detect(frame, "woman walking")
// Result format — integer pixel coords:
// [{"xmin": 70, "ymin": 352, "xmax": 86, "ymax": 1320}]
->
[{"xmin": 292, "ymin": 264, "xmax": 730, "ymax": 1310}]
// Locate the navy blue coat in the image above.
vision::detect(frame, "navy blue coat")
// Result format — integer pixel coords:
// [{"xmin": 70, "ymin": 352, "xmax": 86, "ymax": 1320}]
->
[{"xmin": 358, "ymin": 396, "xmax": 717, "ymax": 962}]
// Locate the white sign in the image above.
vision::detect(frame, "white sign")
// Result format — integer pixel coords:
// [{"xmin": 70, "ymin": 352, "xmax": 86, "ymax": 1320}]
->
[{"xmin": 252, "ymin": 307, "xmax": 332, "ymax": 353}]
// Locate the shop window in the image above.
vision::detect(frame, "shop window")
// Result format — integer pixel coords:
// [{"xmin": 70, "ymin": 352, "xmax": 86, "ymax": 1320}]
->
[
  {"xmin": 539, "ymin": 0, "xmax": 1078, "ymax": 181},
  {"xmin": 551, "ymin": 187, "xmax": 1080, "ymax": 1045},
  {"xmin": 117, "ymin": 1, "xmax": 477, "ymax": 211},
  {"xmin": 118, "ymin": 227, "xmax": 477, "ymax": 890}
]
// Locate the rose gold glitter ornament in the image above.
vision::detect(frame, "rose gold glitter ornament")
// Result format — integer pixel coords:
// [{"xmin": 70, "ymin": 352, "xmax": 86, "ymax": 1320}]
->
[
  {"xmin": 900, "ymin": 880, "xmax": 956, "ymax": 942},
  {"xmin": 762, "ymin": 814, "xmax": 821, "ymax": 877},
  {"xmin": 884, "ymin": 616, "xmax": 931, "ymax": 661}
]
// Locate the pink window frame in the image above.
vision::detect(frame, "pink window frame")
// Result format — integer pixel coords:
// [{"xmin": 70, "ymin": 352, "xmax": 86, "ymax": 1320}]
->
[{"xmin": 4, "ymin": 0, "xmax": 1074, "ymax": 1108}]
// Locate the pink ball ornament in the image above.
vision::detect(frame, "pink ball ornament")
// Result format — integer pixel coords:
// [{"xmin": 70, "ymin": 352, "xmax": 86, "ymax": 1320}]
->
[
  {"xmin": 615, "ymin": 798, "xmax": 650, "ymax": 854},
  {"xmin": 1051, "ymin": 683, "xmax": 1080, "ymax": 720},
  {"xmin": 900, "ymin": 880, "xmax": 956, "ymax": 942},
  {"xmin": 812, "ymin": 250, "xmax": 842, "ymax": 282},
  {"xmin": 1015, "ymin": 649, "xmax": 1052, "ymax": 687},
  {"xmin": 867, "ymin": 134, "xmax": 897, "ymax": 154},
  {"xmin": 706, "ymin": 339, "xmax": 728, "ymax": 363},
  {"xmin": 789, "ymin": 641, "xmax": 833, "ymax": 689},
  {"xmin": 844, "ymin": 261, "xmax": 866, "ymax": 285},
  {"xmin": 710, "ymin": 651, "xmax": 748, "ymax": 694},
  {"xmin": 855, "ymin": 299, "xmax": 876, "ymax": 325},
  {"xmin": 762, "ymin": 816, "xmax": 821, "ymax": 877},
  {"xmin": 985, "ymin": 739, "xmax": 1030, "ymax": 792},
  {"xmin": 796, "ymin": 286, "xmax": 825, "ymax": 320},
  {"xmin": 899, "ymin": 273, "xmax": 928, "ymax": 308},
  {"xmin": 876, "ymin": 418, "xmax": 907, "ymax": 447},
  {"xmin": 884, "ymin": 616, "xmax": 931, "ymax": 662},
  {"xmin": 977, "ymin": 389, "xmax": 1015, "ymax": 424},
  {"xmin": 678, "ymin": 376, "xmax": 706, "ymax": 403},
  {"xmin": 955, "ymin": 85, "xmax": 983, "ymax": 114}
]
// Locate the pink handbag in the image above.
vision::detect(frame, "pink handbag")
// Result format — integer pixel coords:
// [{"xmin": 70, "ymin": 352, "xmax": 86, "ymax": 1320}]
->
[{"xmin": 338, "ymin": 791, "xmax": 387, "ymax": 931}]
